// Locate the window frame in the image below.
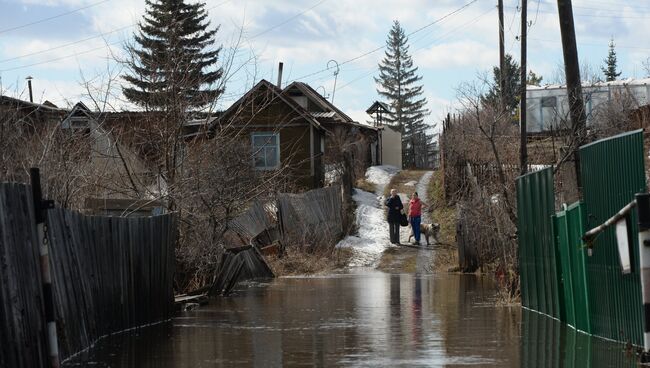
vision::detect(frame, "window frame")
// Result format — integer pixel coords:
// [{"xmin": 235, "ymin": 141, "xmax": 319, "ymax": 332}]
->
[{"xmin": 251, "ymin": 132, "xmax": 281, "ymax": 170}]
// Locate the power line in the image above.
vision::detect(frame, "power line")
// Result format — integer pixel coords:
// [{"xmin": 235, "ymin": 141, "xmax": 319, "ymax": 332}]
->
[
  {"xmin": 0, "ymin": 40, "xmax": 123, "ymax": 73},
  {"xmin": 0, "ymin": 0, "xmax": 234, "ymax": 64},
  {"xmin": 336, "ymin": 6, "xmax": 496, "ymax": 92},
  {"xmin": 250, "ymin": 0, "xmax": 330, "ymax": 39},
  {"xmin": 0, "ymin": 0, "xmax": 235, "ymax": 71},
  {"xmin": 0, "ymin": 0, "xmax": 110, "ymax": 35},
  {"xmin": 289, "ymin": 0, "xmax": 480, "ymax": 84},
  {"xmin": 0, "ymin": 24, "xmax": 133, "ymax": 64}
]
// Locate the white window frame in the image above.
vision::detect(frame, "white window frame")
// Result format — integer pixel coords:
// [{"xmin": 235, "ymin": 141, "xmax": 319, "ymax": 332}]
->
[{"xmin": 251, "ymin": 132, "xmax": 280, "ymax": 170}]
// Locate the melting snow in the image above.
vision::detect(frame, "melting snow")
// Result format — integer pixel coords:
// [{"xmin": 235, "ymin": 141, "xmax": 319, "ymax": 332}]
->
[{"xmin": 337, "ymin": 165, "xmax": 399, "ymax": 267}]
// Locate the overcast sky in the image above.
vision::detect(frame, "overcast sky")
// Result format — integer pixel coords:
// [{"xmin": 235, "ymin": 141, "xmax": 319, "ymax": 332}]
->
[{"xmin": 1, "ymin": 0, "xmax": 649, "ymax": 127}]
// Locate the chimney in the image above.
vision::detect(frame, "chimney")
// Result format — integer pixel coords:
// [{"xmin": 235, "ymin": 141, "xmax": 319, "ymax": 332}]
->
[
  {"xmin": 26, "ymin": 76, "xmax": 33, "ymax": 103},
  {"xmin": 277, "ymin": 62, "xmax": 284, "ymax": 88}
]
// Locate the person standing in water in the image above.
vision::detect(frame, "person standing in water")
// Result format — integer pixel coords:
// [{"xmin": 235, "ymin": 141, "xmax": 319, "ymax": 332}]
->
[{"xmin": 385, "ymin": 188, "xmax": 403, "ymax": 244}]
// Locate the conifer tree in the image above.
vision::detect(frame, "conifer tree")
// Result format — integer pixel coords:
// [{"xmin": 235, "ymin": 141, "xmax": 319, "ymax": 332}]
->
[
  {"xmin": 122, "ymin": 0, "xmax": 223, "ymax": 110},
  {"xmin": 375, "ymin": 20, "xmax": 429, "ymax": 168},
  {"xmin": 601, "ymin": 39, "xmax": 621, "ymax": 82},
  {"xmin": 482, "ymin": 54, "xmax": 521, "ymax": 113}
]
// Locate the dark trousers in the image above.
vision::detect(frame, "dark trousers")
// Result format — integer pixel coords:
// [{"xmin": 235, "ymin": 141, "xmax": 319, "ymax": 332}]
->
[{"xmin": 389, "ymin": 221, "xmax": 400, "ymax": 243}]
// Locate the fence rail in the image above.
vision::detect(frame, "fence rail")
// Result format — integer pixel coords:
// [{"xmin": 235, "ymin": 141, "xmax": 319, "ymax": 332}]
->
[{"xmin": 0, "ymin": 181, "xmax": 177, "ymax": 365}]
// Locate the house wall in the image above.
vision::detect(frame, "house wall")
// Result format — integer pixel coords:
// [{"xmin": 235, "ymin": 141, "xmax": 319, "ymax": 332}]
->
[
  {"xmin": 224, "ymin": 99, "xmax": 321, "ymax": 190},
  {"xmin": 526, "ymin": 81, "xmax": 650, "ymax": 133},
  {"xmin": 380, "ymin": 125, "xmax": 402, "ymax": 169}
]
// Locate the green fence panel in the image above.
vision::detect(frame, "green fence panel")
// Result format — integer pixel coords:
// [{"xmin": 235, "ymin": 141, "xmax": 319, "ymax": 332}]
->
[
  {"xmin": 565, "ymin": 202, "xmax": 591, "ymax": 334},
  {"xmin": 517, "ymin": 167, "xmax": 561, "ymax": 318},
  {"xmin": 553, "ymin": 202, "xmax": 591, "ymax": 334},
  {"xmin": 580, "ymin": 129, "xmax": 646, "ymax": 346},
  {"xmin": 554, "ymin": 210, "xmax": 575, "ymax": 326}
]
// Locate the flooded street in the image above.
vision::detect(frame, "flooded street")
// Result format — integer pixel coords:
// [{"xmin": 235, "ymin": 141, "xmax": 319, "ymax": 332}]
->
[{"xmin": 64, "ymin": 271, "xmax": 635, "ymax": 367}]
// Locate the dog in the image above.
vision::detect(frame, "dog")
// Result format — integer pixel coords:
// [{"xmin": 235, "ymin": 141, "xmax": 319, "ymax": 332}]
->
[{"xmin": 408, "ymin": 223, "xmax": 441, "ymax": 245}]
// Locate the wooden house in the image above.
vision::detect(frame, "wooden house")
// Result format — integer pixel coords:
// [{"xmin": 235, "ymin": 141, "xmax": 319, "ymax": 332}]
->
[{"xmin": 214, "ymin": 79, "xmax": 379, "ymax": 190}]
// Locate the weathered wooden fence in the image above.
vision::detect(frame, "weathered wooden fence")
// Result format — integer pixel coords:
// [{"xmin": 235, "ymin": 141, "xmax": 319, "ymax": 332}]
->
[
  {"xmin": 0, "ymin": 183, "xmax": 48, "ymax": 368},
  {"xmin": 0, "ymin": 182, "xmax": 177, "ymax": 366},
  {"xmin": 277, "ymin": 185, "xmax": 343, "ymax": 247}
]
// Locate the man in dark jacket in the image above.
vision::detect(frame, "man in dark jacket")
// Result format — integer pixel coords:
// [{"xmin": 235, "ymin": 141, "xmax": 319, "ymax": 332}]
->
[{"xmin": 385, "ymin": 188, "xmax": 403, "ymax": 244}]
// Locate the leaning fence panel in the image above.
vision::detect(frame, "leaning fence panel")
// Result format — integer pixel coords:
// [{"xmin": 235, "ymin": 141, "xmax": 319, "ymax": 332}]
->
[
  {"xmin": 580, "ymin": 129, "xmax": 646, "ymax": 346},
  {"xmin": 516, "ymin": 167, "xmax": 562, "ymax": 319},
  {"xmin": 277, "ymin": 185, "xmax": 343, "ymax": 247}
]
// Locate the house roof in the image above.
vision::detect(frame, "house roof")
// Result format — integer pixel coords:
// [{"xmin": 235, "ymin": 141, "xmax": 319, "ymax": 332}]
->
[
  {"xmin": 366, "ymin": 101, "xmax": 391, "ymax": 114},
  {"xmin": 0, "ymin": 95, "xmax": 68, "ymax": 114},
  {"xmin": 283, "ymin": 81, "xmax": 354, "ymax": 123},
  {"xmin": 213, "ymin": 79, "xmax": 323, "ymax": 131}
]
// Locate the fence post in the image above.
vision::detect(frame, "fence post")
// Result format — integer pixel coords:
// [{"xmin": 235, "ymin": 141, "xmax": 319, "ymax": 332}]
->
[
  {"xmin": 636, "ymin": 193, "xmax": 650, "ymax": 361},
  {"xmin": 30, "ymin": 168, "xmax": 59, "ymax": 368}
]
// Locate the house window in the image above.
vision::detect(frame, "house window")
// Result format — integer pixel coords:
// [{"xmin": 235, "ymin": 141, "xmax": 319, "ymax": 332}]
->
[
  {"xmin": 541, "ymin": 96, "xmax": 557, "ymax": 108},
  {"xmin": 251, "ymin": 132, "xmax": 280, "ymax": 170}
]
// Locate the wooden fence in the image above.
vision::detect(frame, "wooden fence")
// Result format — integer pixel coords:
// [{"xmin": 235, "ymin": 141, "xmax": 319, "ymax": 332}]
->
[
  {"xmin": 0, "ymin": 183, "xmax": 48, "ymax": 368},
  {"xmin": 0, "ymin": 182, "xmax": 177, "ymax": 366},
  {"xmin": 277, "ymin": 186, "xmax": 343, "ymax": 247}
]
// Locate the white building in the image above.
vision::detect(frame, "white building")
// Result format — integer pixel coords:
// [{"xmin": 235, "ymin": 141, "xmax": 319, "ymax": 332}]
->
[{"xmin": 526, "ymin": 78, "xmax": 650, "ymax": 133}]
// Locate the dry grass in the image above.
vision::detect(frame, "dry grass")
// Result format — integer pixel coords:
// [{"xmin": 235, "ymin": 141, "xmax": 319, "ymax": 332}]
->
[
  {"xmin": 355, "ymin": 178, "xmax": 376, "ymax": 193},
  {"xmin": 383, "ymin": 170, "xmax": 426, "ymax": 198},
  {"xmin": 427, "ymin": 170, "xmax": 460, "ymax": 272},
  {"xmin": 266, "ymin": 246, "xmax": 354, "ymax": 276}
]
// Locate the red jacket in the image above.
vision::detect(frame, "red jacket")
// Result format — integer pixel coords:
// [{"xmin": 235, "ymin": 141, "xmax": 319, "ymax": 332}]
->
[{"xmin": 409, "ymin": 198, "xmax": 422, "ymax": 217}]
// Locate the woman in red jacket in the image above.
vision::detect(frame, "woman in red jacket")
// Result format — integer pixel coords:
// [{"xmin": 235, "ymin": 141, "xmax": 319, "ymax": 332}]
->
[{"xmin": 408, "ymin": 192, "xmax": 427, "ymax": 245}]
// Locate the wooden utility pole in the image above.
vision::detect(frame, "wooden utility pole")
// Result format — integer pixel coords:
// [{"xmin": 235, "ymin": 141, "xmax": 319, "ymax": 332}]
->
[
  {"xmin": 498, "ymin": 0, "xmax": 506, "ymax": 112},
  {"xmin": 557, "ymin": 0, "xmax": 586, "ymax": 188},
  {"xmin": 519, "ymin": 0, "xmax": 528, "ymax": 175}
]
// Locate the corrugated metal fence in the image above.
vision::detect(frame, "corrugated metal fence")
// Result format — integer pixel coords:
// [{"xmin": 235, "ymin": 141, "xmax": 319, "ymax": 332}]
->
[
  {"xmin": 517, "ymin": 129, "xmax": 646, "ymax": 345},
  {"xmin": 517, "ymin": 167, "xmax": 561, "ymax": 319},
  {"xmin": 0, "ymin": 183, "xmax": 177, "ymax": 366},
  {"xmin": 580, "ymin": 130, "xmax": 646, "ymax": 345}
]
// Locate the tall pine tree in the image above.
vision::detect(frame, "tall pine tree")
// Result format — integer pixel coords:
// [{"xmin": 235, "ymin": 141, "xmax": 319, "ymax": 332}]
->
[
  {"xmin": 601, "ymin": 38, "xmax": 621, "ymax": 82},
  {"xmin": 375, "ymin": 20, "xmax": 429, "ymax": 168},
  {"xmin": 122, "ymin": 0, "xmax": 223, "ymax": 110}
]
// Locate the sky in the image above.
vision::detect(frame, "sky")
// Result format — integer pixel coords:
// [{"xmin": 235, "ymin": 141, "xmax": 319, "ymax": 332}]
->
[{"xmin": 1, "ymin": 0, "xmax": 650, "ymax": 129}]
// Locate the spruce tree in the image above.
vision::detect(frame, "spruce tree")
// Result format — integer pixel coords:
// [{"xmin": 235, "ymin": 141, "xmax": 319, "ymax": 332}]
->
[
  {"xmin": 122, "ymin": 0, "xmax": 223, "ymax": 110},
  {"xmin": 482, "ymin": 54, "xmax": 521, "ymax": 112},
  {"xmin": 601, "ymin": 39, "xmax": 621, "ymax": 82},
  {"xmin": 375, "ymin": 20, "xmax": 429, "ymax": 168}
]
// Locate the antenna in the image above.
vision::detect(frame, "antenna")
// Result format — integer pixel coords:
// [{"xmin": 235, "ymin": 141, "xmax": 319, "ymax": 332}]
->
[{"xmin": 327, "ymin": 59, "xmax": 340, "ymax": 104}]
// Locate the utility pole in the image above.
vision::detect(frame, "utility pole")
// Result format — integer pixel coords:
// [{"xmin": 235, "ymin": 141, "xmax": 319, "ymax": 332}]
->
[
  {"xmin": 498, "ymin": 0, "xmax": 506, "ymax": 112},
  {"xmin": 557, "ymin": 0, "xmax": 587, "ymax": 190},
  {"xmin": 519, "ymin": 0, "xmax": 528, "ymax": 175}
]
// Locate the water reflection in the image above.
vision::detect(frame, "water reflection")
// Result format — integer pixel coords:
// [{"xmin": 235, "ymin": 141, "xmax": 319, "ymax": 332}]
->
[
  {"xmin": 521, "ymin": 309, "xmax": 636, "ymax": 368},
  {"xmin": 63, "ymin": 272, "xmax": 634, "ymax": 367}
]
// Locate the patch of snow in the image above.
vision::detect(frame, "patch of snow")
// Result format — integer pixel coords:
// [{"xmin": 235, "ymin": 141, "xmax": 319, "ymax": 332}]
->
[
  {"xmin": 336, "ymin": 165, "xmax": 400, "ymax": 267},
  {"xmin": 337, "ymin": 189, "xmax": 393, "ymax": 267},
  {"xmin": 365, "ymin": 165, "xmax": 399, "ymax": 193},
  {"xmin": 404, "ymin": 180, "xmax": 418, "ymax": 187}
]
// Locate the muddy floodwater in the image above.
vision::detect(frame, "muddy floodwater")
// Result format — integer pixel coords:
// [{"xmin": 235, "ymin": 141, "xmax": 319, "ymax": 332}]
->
[{"xmin": 65, "ymin": 271, "xmax": 636, "ymax": 367}]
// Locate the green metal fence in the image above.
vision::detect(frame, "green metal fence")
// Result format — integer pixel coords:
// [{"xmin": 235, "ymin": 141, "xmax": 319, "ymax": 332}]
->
[
  {"xmin": 553, "ymin": 202, "xmax": 590, "ymax": 334},
  {"xmin": 517, "ymin": 167, "xmax": 562, "ymax": 319},
  {"xmin": 517, "ymin": 129, "xmax": 647, "ymax": 346},
  {"xmin": 580, "ymin": 129, "xmax": 646, "ymax": 346}
]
